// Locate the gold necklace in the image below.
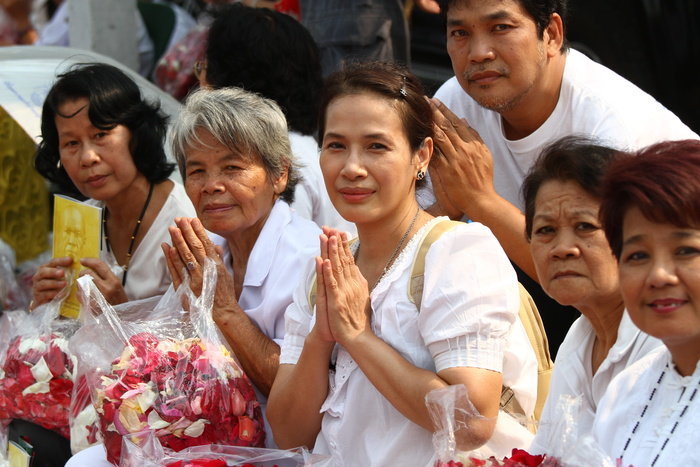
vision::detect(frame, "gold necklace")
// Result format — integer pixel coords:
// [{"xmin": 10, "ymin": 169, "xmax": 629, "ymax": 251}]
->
[{"xmin": 365, "ymin": 207, "xmax": 421, "ymax": 291}]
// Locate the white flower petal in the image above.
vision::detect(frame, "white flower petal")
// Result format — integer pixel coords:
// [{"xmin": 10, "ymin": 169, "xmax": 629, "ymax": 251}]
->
[
  {"xmin": 30, "ymin": 357, "xmax": 52, "ymax": 383},
  {"xmin": 183, "ymin": 419, "xmax": 208, "ymax": 438}
]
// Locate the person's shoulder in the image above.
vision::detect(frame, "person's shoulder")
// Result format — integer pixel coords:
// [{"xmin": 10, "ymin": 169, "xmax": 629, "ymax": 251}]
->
[
  {"xmin": 562, "ymin": 50, "xmax": 697, "ymax": 141},
  {"xmin": 165, "ymin": 181, "xmax": 197, "ymax": 216}
]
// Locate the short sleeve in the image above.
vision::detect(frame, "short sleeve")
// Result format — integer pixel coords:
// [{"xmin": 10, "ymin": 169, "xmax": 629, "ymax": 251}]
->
[
  {"xmin": 279, "ymin": 257, "xmax": 317, "ymax": 365},
  {"xmin": 418, "ymin": 223, "xmax": 519, "ymax": 373}
]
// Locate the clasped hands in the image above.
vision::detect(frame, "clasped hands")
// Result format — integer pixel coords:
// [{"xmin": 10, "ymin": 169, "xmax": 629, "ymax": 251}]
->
[
  {"xmin": 161, "ymin": 217, "xmax": 237, "ymax": 320},
  {"xmin": 312, "ymin": 227, "xmax": 372, "ymax": 348}
]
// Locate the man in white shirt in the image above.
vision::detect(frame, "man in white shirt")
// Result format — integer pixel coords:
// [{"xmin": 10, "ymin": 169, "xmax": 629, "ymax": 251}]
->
[{"xmin": 425, "ymin": 0, "xmax": 698, "ymax": 353}]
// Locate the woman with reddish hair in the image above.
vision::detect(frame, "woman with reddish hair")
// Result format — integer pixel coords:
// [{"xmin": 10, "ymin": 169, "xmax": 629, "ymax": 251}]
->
[{"xmin": 594, "ymin": 139, "xmax": 700, "ymax": 467}]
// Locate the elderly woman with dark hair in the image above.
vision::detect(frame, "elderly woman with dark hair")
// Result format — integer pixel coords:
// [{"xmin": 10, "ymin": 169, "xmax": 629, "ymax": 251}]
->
[
  {"xmin": 32, "ymin": 62, "xmax": 196, "ymax": 308},
  {"xmin": 27, "ymin": 62, "xmax": 195, "ymax": 467},
  {"xmin": 592, "ymin": 139, "xmax": 700, "ymax": 467},
  {"xmin": 523, "ymin": 136, "xmax": 661, "ymax": 455}
]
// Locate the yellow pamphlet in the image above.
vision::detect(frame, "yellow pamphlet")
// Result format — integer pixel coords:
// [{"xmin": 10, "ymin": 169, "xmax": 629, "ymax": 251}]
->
[
  {"xmin": 8, "ymin": 440, "xmax": 31, "ymax": 467},
  {"xmin": 52, "ymin": 195, "xmax": 102, "ymax": 319}
]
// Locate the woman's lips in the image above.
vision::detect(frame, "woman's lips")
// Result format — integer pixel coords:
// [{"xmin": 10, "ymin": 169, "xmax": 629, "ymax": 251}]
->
[
  {"xmin": 339, "ymin": 188, "xmax": 374, "ymax": 202},
  {"xmin": 552, "ymin": 270, "xmax": 580, "ymax": 280},
  {"xmin": 85, "ymin": 174, "xmax": 108, "ymax": 187},
  {"xmin": 203, "ymin": 203, "xmax": 233, "ymax": 214},
  {"xmin": 649, "ymin": 298, "xmax": 687, "ymax": 314}
]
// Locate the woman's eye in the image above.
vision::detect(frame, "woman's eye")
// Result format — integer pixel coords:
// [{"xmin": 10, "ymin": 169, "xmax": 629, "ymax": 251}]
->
[
  {"xmin": 324, "ymin": 142, "xmax": 344, "ymax": 150},
  {"xmin": 493, "ymin": 24, "xmax": 512, "ymax": 32},
  {"xmin": 624, "ymin": 251, "xmax": 648, "ymax": 262},
  {"xmin": 577, "ymin": 222, "xmax": 597, "ymax": 231},
  {"xmin": 368, "ymin": 143, "xmax": 387, "ymax": 150},
  {"xmin": 677, "ymin": 246, "xmax": 700, "ymax": 257},
  {"xmin": 449, "ymin": 29, "xmax": 468, "ymax": 38},
  {"xmin": 534, "ymin": 225, "xmax": 554, "ymax": 235}
]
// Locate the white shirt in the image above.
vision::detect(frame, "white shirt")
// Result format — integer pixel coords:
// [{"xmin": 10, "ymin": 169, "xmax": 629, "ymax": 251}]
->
[
  {"xmin": 288, "ymin": 131, "xmax": 357, "ymax": 237},
  {"xmin": 592, "ymin": 349, "xmax": 700, "ymax": 467},
  {"xmin": 280, "ymin": 217, "xmax": 538, "ymax": 466},
  {"xmin": 530, "ymin": 311, "xmax": 662, "ymax": 455},
  {"xmin": 88, "ymin": 182, "xmax": 196, "ymax": 301},
  {"xmin": 433, "ymin": 49, "xmax": 699, "ymax": 211}
]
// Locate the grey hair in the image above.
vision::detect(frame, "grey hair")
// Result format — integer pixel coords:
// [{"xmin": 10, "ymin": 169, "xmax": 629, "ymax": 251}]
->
[{"xmin": 171, "ymin": 87, "xmax": 301, "ymax": 203}]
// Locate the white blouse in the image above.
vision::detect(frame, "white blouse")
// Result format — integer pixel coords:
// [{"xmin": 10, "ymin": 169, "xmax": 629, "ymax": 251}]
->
[
  {"xmin": 592, "ymin": 349, "xmax": 700, "ymax": 467},
  {"xmin": 280, "ymin": 218, "xmax": 538, "ymax": 466},
  {"xmin": 530, "ymin": 311, "xmax": 662, "ymax": 455},
  {"xmin": 89, "ymin": 182, "xmax": 196, "ymax": 301}
]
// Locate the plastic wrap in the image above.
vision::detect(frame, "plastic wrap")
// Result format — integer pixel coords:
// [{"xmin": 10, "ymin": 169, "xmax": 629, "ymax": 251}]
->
[
  {"xmin": 0, "ymin": 241, "xmax": 30, "ymax": 312},
  {"xmin": 0, "ymin": 295, "xmax": 80, "ymax": 439},
  {"xmin": 119, "ymin": 431, "xmax": 332, "ymax": 467},
  {"xmin": 73, "ymin": 258, "xmax": 265, "ymax": 465},
  {"xmin": 427, "ymin": 385, "xmax": 545, "ymax": 467}
]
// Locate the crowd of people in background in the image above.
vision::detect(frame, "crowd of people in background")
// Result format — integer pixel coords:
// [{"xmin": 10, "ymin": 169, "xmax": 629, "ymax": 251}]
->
[{"xmin": 1, "ymin": 1, "xmax": 699, "ymax": 466}]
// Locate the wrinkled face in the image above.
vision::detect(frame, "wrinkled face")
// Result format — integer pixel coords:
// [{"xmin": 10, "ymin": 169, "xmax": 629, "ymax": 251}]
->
[
  {"xmin": 56, "ymin": 97, "xmax": 139, "ymax": 201},
  {"xmin": 319, "ymin": 93, "xmax": 428, "ymax": 226},
  {"xmin": 183, "ymin": 128, "xmax": 287, "ymax": 241},
  {"xmin": 446, "ymin": 0, "xmax": 548, "ymax": 113},
  {"xmin": 619, "ymin": 206, "xmax": 700, "ymax": 351},
  {"xmin": 529, "ymin": 179, "xmax": 620, "ymax": 310}
]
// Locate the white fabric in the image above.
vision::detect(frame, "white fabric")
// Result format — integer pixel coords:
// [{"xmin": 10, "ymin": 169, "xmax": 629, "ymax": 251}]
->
[
  {"xmin": 86, "ymin": 182, "xmax": 195, "ymax": 301},
  {"xmin": 432, "ymin": 49, "xmax": 699, "ymax": 211},
  {"xmin": 66, "ymin": 200, "xmax": 321, "ymax": 464},
  {"xmin": 529, "ymin": 311, "xmax": 662, "ymax": 455},
  {"xmin": 35, "ymin": 1, "xmax": 155, "ymax": 78},
  {"xmin": 592, "ymin": 349, "xmax": 700, "ymax": 467},
  {"xmin": 288, "ymin": 131, "xmax": 357, "ymax": 237},
  {"xmin": 280, "ymin": 217, "xmax": 538, "ymax": 466}
]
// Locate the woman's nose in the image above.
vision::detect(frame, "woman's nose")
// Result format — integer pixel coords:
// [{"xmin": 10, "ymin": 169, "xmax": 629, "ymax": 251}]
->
[
  {"xmin": 647, "ymin": 258, "xmax": 679, "ymax": 289},
  {"xmin": 340, "ymin": 150, "xmax": 367, "ymax": 180},
  {"xmin": 550, "ymin": 231, "xmax": 580, "ymax": 259}
]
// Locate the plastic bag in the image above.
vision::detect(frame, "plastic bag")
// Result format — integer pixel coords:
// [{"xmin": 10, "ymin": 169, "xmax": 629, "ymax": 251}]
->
[
  {"xmin": 427, "ymin": 385, "xmax": 544, "ymax": 467},
  {"xmin": 0, "ymin": 295, "xmax": 80, "ymax": 439},
  {"xmin": 0, "ymin": 241, "xmax": 30, "ymax": 312},
  {"xmin": 119, "ymin": 431, "xmax": 332, "ymax": 467},
  {"xmin": 74, "ymin": 258, "xmax": 266, "ymax": 465},
  {"xmin": 535, "ymin": 395, "xmax": 617, "ymax": 467}
]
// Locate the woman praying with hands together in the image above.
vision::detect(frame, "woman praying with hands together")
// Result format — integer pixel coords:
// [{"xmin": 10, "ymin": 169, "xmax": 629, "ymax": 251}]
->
[{"xmin": 267, "ymin": 61, "xmax": 537, "ymax": 466}]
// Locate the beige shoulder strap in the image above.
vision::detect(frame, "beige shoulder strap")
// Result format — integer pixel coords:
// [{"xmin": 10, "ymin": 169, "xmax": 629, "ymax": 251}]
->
[
  {"xmin": 408, "ymin": 220, "xmax": 463, "ymax": 305},
  {"xmin": 517, "ymin": 282, "xmax": 554, "ymax": 421}
]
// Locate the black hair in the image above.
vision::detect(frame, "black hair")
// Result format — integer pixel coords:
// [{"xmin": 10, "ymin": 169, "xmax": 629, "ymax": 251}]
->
[
  {"xmin": 34, "ymin": 63, "xmax": 173, "ymax": 197},
  {"xmin": 205, "ymin": 4, "xmax": 323, "ymax": 136},
  {"xmin": 522, "ymin": 135, "xmax": 625, "ymax": 240}
]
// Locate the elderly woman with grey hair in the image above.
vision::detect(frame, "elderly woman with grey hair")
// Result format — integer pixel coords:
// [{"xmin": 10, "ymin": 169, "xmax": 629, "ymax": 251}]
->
[
  {"xmin": 64, "ymin": 86, "xmax": 321, "ymax": 466},
  {"xmin": 161, "ymin": 86, "xmax": 322, "ymax": 441}
]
